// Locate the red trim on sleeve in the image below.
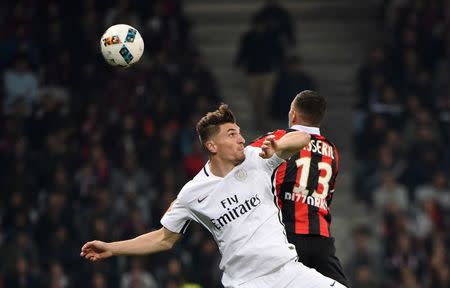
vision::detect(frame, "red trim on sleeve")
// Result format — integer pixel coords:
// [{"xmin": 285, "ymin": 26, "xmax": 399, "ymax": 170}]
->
[{"xmin": 250, "ymin": 130, "xmax": 287, "ymax": 147}]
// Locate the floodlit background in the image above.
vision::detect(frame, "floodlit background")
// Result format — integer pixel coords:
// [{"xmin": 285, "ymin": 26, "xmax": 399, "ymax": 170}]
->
[{"xmin": 0, "ymin": 0, "xmax": 449, "ymax": 287}]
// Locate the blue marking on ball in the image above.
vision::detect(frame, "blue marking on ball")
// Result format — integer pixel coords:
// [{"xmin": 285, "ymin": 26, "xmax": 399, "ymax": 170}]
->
[
  {"xmin": 119, "ymin": 45, "xmax": 134, "ymax": 64},
  {"xmin": 125, "ymin": 28, "xmax": 137, "ymax": 43}
]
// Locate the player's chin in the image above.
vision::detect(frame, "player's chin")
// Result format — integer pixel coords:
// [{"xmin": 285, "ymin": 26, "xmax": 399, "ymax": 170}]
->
[{"xmin": 237, "ymin": 152, "xmax": 245, "ymax": 162}]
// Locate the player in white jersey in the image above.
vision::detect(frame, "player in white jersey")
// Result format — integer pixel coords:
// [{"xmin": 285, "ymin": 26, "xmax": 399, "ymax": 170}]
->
[{"xmin": 81, "ymin": 104, "xmax": 347, "ymax": 288}]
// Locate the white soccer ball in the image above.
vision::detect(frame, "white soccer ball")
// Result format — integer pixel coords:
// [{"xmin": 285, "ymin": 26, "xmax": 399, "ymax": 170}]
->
[{"xmin": 100, "ymin": 24, "xmax": 144, "ymax": 67}]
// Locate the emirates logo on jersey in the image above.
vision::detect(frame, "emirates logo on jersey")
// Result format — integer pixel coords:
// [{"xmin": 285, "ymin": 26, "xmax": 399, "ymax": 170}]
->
[{"xmin": 211, "ymin": 194, "xmax": 261, "ymax": 230}]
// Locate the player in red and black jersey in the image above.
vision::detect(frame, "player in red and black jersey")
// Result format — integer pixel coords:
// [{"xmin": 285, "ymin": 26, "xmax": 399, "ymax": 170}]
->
[{"xmin": 252, "ymin": 90, "xmax": 348, "ymax": 286}]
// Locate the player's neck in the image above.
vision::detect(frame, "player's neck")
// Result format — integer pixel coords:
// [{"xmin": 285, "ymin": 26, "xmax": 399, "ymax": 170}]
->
[
  {"xmin": 208, "ymin": 157, "xmax": 236, "ymax": 178},
  {"xmin": 292, "ymin": 120, "xmax": 319, "ymax": 128}
]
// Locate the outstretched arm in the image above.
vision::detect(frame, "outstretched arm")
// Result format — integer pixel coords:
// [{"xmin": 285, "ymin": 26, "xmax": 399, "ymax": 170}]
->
[
  {"xmin": 259, "ymin": 131, "xmax": 310, "ymax": 160},
  {"xmin": 80, "ymin": 227, "xmax": 181, "ymax": 262}
]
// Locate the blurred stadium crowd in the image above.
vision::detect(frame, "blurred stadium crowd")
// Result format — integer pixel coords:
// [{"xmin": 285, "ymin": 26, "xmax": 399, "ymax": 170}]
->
[
  {"xmin": 352, "ymin": 0, "xmax": 449, "ymax": 287},
  {"xmin": 0, "ymin": 0, "xmax": 448, "ymax": 288}
]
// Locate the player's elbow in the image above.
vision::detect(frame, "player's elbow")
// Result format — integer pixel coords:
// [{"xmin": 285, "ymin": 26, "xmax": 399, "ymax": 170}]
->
[
  {"xmin": 157, "ymin": 228, "xmax": 179, "ymax": 251},
  {"xmin": 160, "ymin": 238, "xmax": 176, "ymax": 251}
]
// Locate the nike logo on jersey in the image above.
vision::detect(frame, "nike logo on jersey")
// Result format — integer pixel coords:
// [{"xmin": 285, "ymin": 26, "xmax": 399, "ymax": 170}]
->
[
  {"xmin": 330, "ymin": 281, "xmax": 336, "ymax": 287},
  {"xmin": 198, "ymin": 195, "xmax": 208, "ymax": 203}
]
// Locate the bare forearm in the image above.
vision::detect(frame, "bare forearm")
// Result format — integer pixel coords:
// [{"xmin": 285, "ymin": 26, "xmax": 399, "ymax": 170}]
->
[
  {"xmin": 275, "ymin": 131, "xmax": 311, "ymax": 159},
  {"xmin": 108, "ymin": 228, "xmax": 178, "ymax": 256}
]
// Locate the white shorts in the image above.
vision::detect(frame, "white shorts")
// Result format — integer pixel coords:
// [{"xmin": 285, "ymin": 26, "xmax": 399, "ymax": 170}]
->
[{"xmin": 238, "ymin": 259, "xmax": 347, "ymax": 288}]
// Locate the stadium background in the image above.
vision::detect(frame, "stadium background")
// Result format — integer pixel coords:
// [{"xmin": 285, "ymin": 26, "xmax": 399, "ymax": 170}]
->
[{"xmin": 0, "ymin": 0, "xmax": 448, "ymax": 287}]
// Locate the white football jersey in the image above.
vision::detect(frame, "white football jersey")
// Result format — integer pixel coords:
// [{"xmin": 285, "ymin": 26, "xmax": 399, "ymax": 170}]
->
[{"xmin": 161, "ymin": 146, "xmax": 297, "ymax": 287}]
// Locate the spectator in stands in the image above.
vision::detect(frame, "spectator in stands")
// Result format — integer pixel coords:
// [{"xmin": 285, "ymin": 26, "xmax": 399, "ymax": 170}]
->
[
  {"xmin": 346, "ymin": 226, "xmax": 380, "ymax": 288},
  {"xmin": 105, "ymin": 0, "xmax": 141, "ymax": 30},
  {"xmin": 0, "ymin": 231, "xmax": 39, "ymax": 277},
  {"xmin": 357, "ymin": 47, "xmax": 391, "ymax": 108},
  {"xmin": 161, "ymin": 257, "xmax": 185, "ymax": 288},
  {"xmin": 385, "ymin": 234, "xmax": 425, "ymax": 287},
  {"xmin": 0, "ymin": 22, "xmax": 40, "ymax": 70},
  {"xmin": 180, "ymin": 51, "xmax": 221, "ymax": 107},
  {"xmin": 270, "ymin": 55, "xmax": 315, "ymax": 127},
  {"xmin": 46, "ymin": 261, "xmax": 69, "ymax": 288},
  {"xmin": 437, "ymin": 94, "xmax": 450, "ymax": 145},
  {"xmin": 429, "ymin": 235, "xmax": 450, "ymax": 288},
  {"xmin": 254, "ymin": 0, "xmax": 296, "ymax": 47},
  {"xmin": 111, "ymin": 152, "xmax": 153, "ymax": 202},
  {"xmin": 412, "ymin": 196, "xmax": 441, "ymax": 239},
  {"xmin": 120, "ymin": 258, "xmax": 158, "ymax": 288},
  {"xmin": 434, "ymin": 30, "xmax": 450, "ymax": 98},
  {"xmin": 182, "ymin": 139, "xmax": 206, "ymax": 180},
  {"xmin": 369, "ymin": 85, "xmax": 403, "ymax": 128},
  {"xmin": 3, "ymin": 53, "xmax": 38, "ymax": 115},
  {"xmin": 142, "ymin": 0, "xmax": 190, "ymax": 55},
  {"xmin": 373, "ymin": 173, "xmax": 409, "ymax": 212},
  {"xmin": 414, "ymin": 170, "xmax": 449, "ymax": 205},
  {"xmin": 352, "ymin": 265, "xmax": 378, "ymax": 288},
  {"xmin": 91, "ymin": 272, "xmax": 108, "ymax": 288},
  {"xmin": 4, "ymin": 257, "xmax": 39, "ymax": 288},
  {"xmin": 235, "ymin": 13, "xmax": 284, "ymax": 131}
]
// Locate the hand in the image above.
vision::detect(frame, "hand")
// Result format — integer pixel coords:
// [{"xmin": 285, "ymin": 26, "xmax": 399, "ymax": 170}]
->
[
  {"xmin": 80, "ymin": 240, "xmax": 113, "ymax": 262},
  {"xmin": 259, "ymin": 135, "xmax": 277, "ymax": 159}
]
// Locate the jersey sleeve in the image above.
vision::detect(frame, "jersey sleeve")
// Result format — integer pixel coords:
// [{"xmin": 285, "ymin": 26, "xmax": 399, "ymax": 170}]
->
[
  {"xmin": 160, "ymin": 197, "xmax": 192, "ymax": 234},
  {"xmin": 250, "ymin": 130, "xmax": 287, "ymax": 147}
]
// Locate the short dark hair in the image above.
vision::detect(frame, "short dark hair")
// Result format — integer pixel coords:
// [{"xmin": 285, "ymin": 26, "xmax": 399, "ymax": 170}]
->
[
  {"xmin": 196, "ymin": 104, "xmax": 236, "ymax": 149},
  {"xmin": 293, "ymin": 90, "xmax": 326, "ymax": 125}
]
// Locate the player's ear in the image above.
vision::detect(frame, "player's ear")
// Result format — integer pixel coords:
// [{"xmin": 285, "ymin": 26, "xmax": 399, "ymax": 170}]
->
[
  {"xmin": 205, "ymin": 140, "xmax": 217, "ymax": 154},
  {"xmin": 292, "ymin": 110, "xmax": 299, "ymax": 124}
]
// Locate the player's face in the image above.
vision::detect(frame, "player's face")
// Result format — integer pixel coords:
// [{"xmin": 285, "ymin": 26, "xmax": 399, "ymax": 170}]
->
[{"xmin": 211, "ymin": 123, "xmax": 246, "ymax": 164}]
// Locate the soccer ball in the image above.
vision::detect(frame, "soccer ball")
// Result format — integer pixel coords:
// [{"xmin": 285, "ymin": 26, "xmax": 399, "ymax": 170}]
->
[{"xmin": 100, "ymin": 24, "xmax": 144, "ymax": 67}]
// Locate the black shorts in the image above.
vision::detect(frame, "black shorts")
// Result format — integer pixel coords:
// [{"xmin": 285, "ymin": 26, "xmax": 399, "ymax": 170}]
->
[{"xmin": 287, "ymin": 233, "xmax": 349, "ymax": 287}]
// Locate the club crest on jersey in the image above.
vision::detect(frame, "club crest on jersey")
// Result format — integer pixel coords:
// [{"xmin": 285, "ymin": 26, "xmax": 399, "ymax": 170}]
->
[{"xmin": 234, "ymin": 168, "xmax": 247, "ymax": 181}]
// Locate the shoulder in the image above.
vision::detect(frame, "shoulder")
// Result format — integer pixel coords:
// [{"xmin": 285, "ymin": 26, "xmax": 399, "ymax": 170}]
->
[
  {"xmin": 178, "ymin": 167, "xmax": 214, "ymax": 203},
  {"xmin": 176, "ymin": 181, "xmax": 196, "ymax": 204},
  {"xmin": 244, "ymin": 146, "xmax": 284, "ymax": 173},
  {"xmin": 244, "ymin": 145, "xmax": 261, "ymax": 156},
  {"xmin": 315, "ymin": 134, "xmax": 338, "ymax": 148},
  {"xmin": 177, "ymin": 172, "xmax": 206, "ymax": 201},
  {"xmin": 324, "ymin": 136, "xmax": 339, "ymax": 154},
  {"xmin": 243, "ymin": 146, "xmax": 265, "ymax": 166},
  {"xmin": 313, "ymin": 134, "xmax": 340, "ymax": 162},
  {"xmin": 192, "ymin": 166, "xmax": 210, "ymax": 181},
  {"xmin": 244, "ymin": 146, "xmax": 276, "ymax": 166}
]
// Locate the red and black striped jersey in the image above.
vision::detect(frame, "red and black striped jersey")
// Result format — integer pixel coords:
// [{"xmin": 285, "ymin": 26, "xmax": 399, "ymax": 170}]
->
[{"xmin": 251, "ymin": 128, "xmax": 339, "ymax": 237}]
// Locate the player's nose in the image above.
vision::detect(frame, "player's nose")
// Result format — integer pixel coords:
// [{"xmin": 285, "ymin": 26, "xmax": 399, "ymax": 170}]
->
[{"xmin": 238, "ymin": 135, "xmax": 245, "ymax": 144}]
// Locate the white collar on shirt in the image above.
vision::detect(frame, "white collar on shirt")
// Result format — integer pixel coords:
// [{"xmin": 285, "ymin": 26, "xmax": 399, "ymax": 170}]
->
[{"xmin": 290, "ymin": 124, "xmax": 321, "ymax": 135}]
